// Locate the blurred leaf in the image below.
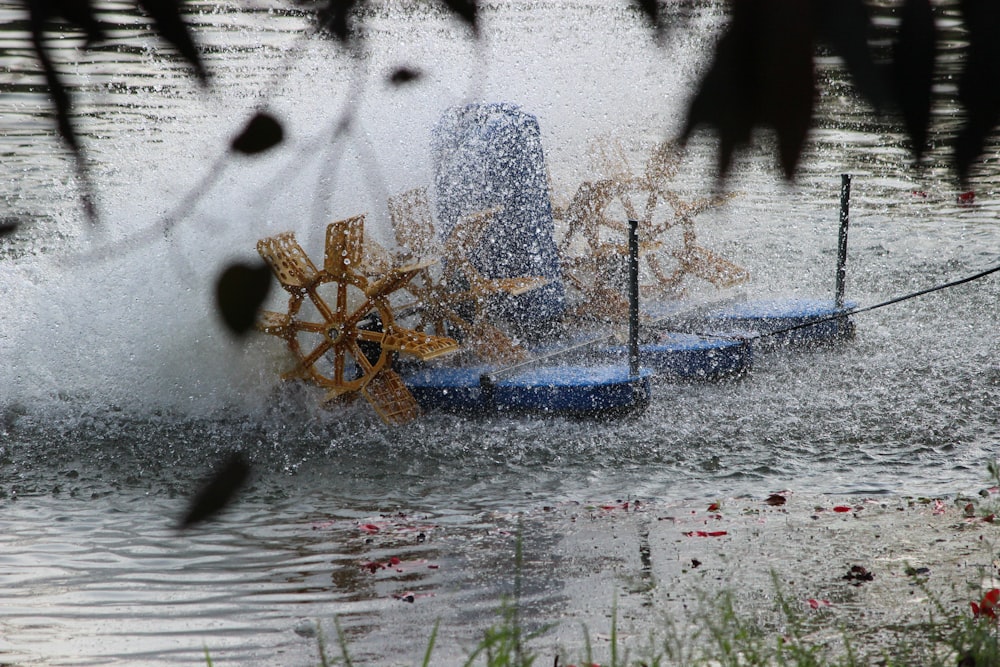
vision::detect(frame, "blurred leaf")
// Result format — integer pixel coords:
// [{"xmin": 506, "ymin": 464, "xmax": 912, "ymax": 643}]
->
[
  {"xmin": 316, "ymin": 0, "xmax": 361, "ymax": 42},
  {"xmin": 683, "ymin": 0, "xmax": 815, "ymax": 178},
  {"xmin": 28, "ymin": 4, "xmax": 98, "ymax": 222},
  {"xmin": 438, "ymin": 0, "xmax": 478, "ymax": 35},
  {"xmin": 179, "ymin": 451, "xmax": 251, "ymax": 528},
  {"xmin": 388, "ymin": 66, "xmax": 422, "ymax": 86},
  {"xmin": 215, "ymin": 260, "xmax": 272, "ymax": 336},
  {"xmin": 760, "ymin": 1, "xmax": 814, "ymax": 178},
  {"xmin": 230, "ymin": 112, "xmax": 284, "ymax": 155},
  {"xmin": 632, "ymin": 0, "xmax": 662, "ymax": 33},
  {"xmin": 136, "ymin": 0, "xmax": 208, "ymax": 83},
  {"xmin": 892, "ymin": 0, "xmax": 936, "ymax": 161},
  {"xmin": 0, "ymin": 218, "xmax": 20, "ymax": 236},
  {"xmin": 681, "ymin": 9, "xmax": 753, "ymax": 175},
  {"xmin": 44, "ymin": 0, "xmax": 107, "ymax": 43},
  {"xmin": 28, "ymin": 5, "xmax": 78, "ymax": 154},
  {"xmin": 956, "ymin": 0, "xmax": 1000, "ymax": 180},
  {"xmin": 813, "ymin": 0, "xmax": 886, "ymax": 109}
]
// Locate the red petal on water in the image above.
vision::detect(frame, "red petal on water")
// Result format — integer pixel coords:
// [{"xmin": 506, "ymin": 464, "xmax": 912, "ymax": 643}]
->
[
  {"xmin": 971, "ymin": 589, "xmax": 1000, "ymax": 618},
  {"xmin": 359, "ymin": 523, "xmax": 381, "ymax": 533},
  {"xmin": 601, "ymin": 502, "xmax": 629, "ymax": 511},
  {"xmin": 362, "ymin": 561, "xmax": 382, "ymax": 573},
  {"xmin": 685, "ymin": 530, "xmax": 728, "ymax": 537},
  {"xmin": 912, "ymin": 190, "xmax": 928, "ymax": 197},
  {"xmin": 427, "ymin": 563, "xmax": 439, "ymax": 569},
  {"xmin": 833, "ymin": 506, "xmax": 852, "ymax": 513},
  {"xmin": 984, "ymin": 514, "xmax": 995, "ymax": 523},
  {"xmin": 389, "ymin": 556, "xmax": 401, "ymax": 566},
  {"xmin": 708, "ymin": 502, "xmax": 721, "ymax": 512},
  {"xmin": 958, "ymin": 190, "xmax": 976, "ymax": 205}
]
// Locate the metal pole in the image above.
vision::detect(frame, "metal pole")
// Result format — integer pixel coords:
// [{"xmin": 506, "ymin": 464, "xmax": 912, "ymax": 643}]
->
[
  {"xmin": 835, "ymin": 174, "xmax": 851, "ymax": 308},
  {"xmin": 479, "ymin": 373, "xmax": 495, "ymax": 412},
  {"xmin": 628, "ymin": 218, "xmax": 640, "ymax": 377}
]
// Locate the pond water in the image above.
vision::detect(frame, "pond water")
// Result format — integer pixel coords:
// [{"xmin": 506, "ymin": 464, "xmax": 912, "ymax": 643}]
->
[{"xmin": 1, "ymin": 1, "xmax": 999, "ymax": 664}]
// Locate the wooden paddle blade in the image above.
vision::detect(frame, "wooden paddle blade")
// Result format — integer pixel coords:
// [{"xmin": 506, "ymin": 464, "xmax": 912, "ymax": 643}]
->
[
  {"xmin": 324, "ymin": 215, "xmax": 366, "ymax": 278},
  {"xmin": 361, "ymin": 236, "xmax": 395, "ymax": 275},
  {"xmin": 674, "ymin": 244, "xmax": 750, "ymax": 287},
  {"xmin": 381, "ymin": 326, "xmax": 459, "ymax": 360},
  {"xmin": 464, "ymin": 320, "xmax": 527, "ymax": 364},
  {"xmin": 645, "ymin": 140, "xmax": 684, "ymax": 188},
  {"xmin": 443, "ymin": 207, "xmax": 498, "ymax": 258},
  {"xmin": 589, "ymin": 135, "xmax": 633, "ymax": 182},
  {"xmin": 257, "ymin": 309, "xmax": 291, "ymax": 338},
  {"xmin": 362, "ymin": 368, "xmax": 422, "ymax": 425},
  {"xmin": 389, "ymin": 187, "xmax": 441, "ymax": 257},
  {"xmin": 257, "ymin": 232, "xmax": 318, "ymax": 290},
  {"xmin": 365, "ymin": 260, "xmax": 435, "ymax": 300}
]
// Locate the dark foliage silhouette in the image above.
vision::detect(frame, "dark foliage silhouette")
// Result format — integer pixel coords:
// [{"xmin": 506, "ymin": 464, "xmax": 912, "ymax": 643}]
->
[
  {"xmin": 680, "ymin": 0, "xmax": 1000, "ymax": 183},
  {"xmin": 682, "ymin": 0, "xmax": 947, "ymax": 178},
  {"xmin": 955, "ymin": 0, "xmax": 1000, "ymax": 179},
  {"xmin": 22, "ymin": 0, "xmax": 208, "ymax": 221},
  {"xmin": 230, "ymin": 112, "xmax": 285, "ymax": 156},
  {"xmin": 389, "ymin": 66, "xmax": 423, "ymax": 86},
  {"xmin": 12, "ymin": 0, "xmax": 1000, "ymax": 338},
  {"xmin": 179, "ymin": 450, "xmax": 252, "ymax": 528},
  {"xmin": 215, "ymin": 262, "xmax": 273, "ymax": 337},
  {"xmin": 20, "ymin": 0, "xmax": 1000, "ymax": 207}
]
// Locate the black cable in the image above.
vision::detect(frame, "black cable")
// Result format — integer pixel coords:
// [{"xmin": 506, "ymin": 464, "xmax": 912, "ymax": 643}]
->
[
  {"xmin": 751, "ymin": 261, "xmax": 1000, "ymax": 341},
  {"xmin": 484, "ymin": 261, "xmax": 1000, "ymax": 381}
]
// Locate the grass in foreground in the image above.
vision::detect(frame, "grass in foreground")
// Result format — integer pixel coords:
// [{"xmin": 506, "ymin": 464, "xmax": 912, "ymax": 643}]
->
[
  {"xmin": 308, "ymin": 574, "xmax": 1000, "ymax": 667},
  {"xmin": 214, "ymin": 465, "xmax": 1000, "ymax": 666}
]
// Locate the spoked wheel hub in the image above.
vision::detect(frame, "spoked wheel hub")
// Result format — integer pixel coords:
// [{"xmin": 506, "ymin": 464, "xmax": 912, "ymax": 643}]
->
[{"xmin": 256, "ymin": 215, "xmax": 460, "ymax": 425}]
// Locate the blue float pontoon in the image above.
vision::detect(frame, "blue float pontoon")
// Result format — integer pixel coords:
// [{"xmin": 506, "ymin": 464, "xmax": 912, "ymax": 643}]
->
[
  {"xmin": 599, "ymin": 331, "xmax": 752, "ymax": 379},
  {"xmin": 700, "ymin": 299, "xmax": 856, "ymax": 349},
  {"xmin": 405, "ymin": 364, "xmax": 651, "ymax": 416}
]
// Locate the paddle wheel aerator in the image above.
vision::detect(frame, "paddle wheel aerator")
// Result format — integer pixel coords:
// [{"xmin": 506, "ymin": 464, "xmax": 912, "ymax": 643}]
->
[{"xmin": 256, "ymin": 215, "xmax": 460, "ymax": 425}]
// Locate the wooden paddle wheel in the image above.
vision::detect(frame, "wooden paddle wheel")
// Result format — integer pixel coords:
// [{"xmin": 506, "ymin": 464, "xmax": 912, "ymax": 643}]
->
[
  {"xmin": 387, "ymin": 187, "xmax": 547, "ymax": 364},
  {"xmin": 555, "ymin": 139, "xmax": 749, "ymax": 320},
  {"xmin": 256, "ymin": 215, "xmax": 460, "ymax": 425}
]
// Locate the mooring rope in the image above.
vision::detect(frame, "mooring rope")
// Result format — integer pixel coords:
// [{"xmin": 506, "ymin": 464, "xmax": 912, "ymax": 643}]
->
[{"xmin": 483, "ymin": 260, "xmax": 1000, "ymax": 381}]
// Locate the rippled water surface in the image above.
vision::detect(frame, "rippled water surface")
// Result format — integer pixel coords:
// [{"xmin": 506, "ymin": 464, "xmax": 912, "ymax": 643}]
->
[{"xmin": 1, "ymin": 1, "xmax": 999, "ymax": 664}]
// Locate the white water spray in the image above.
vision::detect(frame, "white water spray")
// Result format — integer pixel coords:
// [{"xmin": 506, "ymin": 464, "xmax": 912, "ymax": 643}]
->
[{"xmin": 0, "ymin": 3, "xmax": 721, "ymax": 420}]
